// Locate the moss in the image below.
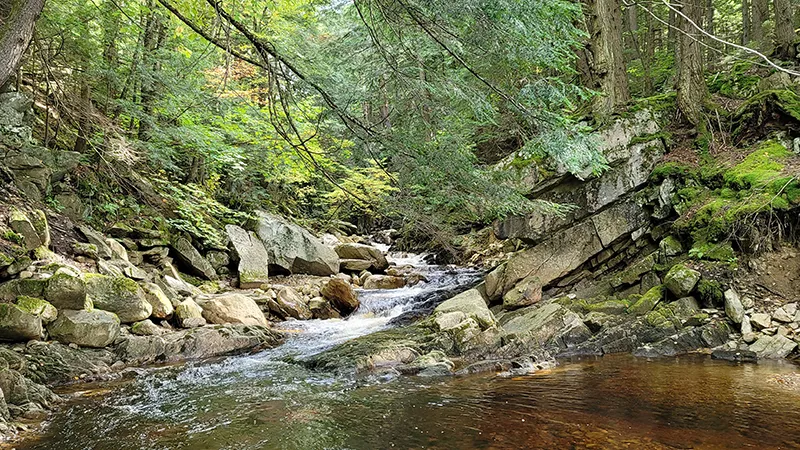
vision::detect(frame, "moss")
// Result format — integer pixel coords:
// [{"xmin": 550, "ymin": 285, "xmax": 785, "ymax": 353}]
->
[
  {"xmin": 583, "ymin": 299, "xmax": 631, "ymax": 315},
  {"xmin": 689, "ymin": 241, "xmax": 735, "ymax": 262},
  {"xmin": 723, "ymin": 141, "xmax": 791, "ymax": 190},
  {"xmin": 650, "ymin": 162, "xmax": 694, "ymax": 181},
  {"xmin": 628, "ymin": 285, "xmax": 664, "ymax": 316},
  {"xmin": 696, "ymin": 279, "xmax": 724, "ymax": 307}
]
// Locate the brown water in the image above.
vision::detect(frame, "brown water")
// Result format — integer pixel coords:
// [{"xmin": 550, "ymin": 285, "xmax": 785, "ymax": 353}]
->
[
  {"xmin": 15, "ymin": 355, "xmax": 800, "ymax": 450},
  {"xmin": 11, "ymin": 265, "xmax": 800, "ymax": 449}
]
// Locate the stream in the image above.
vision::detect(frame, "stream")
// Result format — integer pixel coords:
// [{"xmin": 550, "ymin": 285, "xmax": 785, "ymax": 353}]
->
[{"xmin": 13, "ymin": 256, "xmax": 800, "ymax": 450}]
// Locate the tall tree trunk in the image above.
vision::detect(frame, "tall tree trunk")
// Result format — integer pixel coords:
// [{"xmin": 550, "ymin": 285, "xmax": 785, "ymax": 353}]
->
[
  {"xmin": 73, "ymin": 81, "xmax": 92, "ymax": 153},
  {"xmin": 0, "ymin": 0, "xmax": 46, "ymax": 89},
  {"xmin": 752, "ymin": 0, "xmax": 769, "ymax": 50},
  {"xmin": 676, "ymin": 0, "xmax": 707, "ymax": 126},
  {"xmin": 138, "ymin": 1, "xmax": 166, "ymax": 141},
  {"xmin": 773, "ymin": 0, "xmax": 796, "ymax": 59},
  {"xmin": 742, "ymin": 0, "xmax": 751, "ymax": 45},
  {"xmin": 705, "ymin": 0, "xmax": 716, "ymax": 64},
  {"xmin": 584, "ymin": 0, "xmax": 630, "ymax": 119},
  {"xmin": 643, "ymin": 9, "xmax": 655, "ymax": 95}
]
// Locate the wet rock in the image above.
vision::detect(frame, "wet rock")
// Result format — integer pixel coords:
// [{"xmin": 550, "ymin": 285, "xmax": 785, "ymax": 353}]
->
[
  {"xmin": 85, "ymin": 274, "xmax": 152, "ymax": 323},
  {"xmin": 334, "ymin": 243, "xmax": 389, "ymax": 271},
  {"xmin": 750, "ymin": 313, "xmax": 772, "ymax": 330},
  {"xmin": 273, "ymin": 287, "xmax": 312, "ymax": 320},
  {"xmin": 321, "ymin": 278, "xmax": 359, "ymax": 315},
  {"xmin": 711, "ymin": 349, "xmax": 758, "ymax": 363},
  {"xmin": 663, "ymin": 264, "xmax": 701, "ymax": 298},
  {"xmin": 171, "ymin": 238, "xmax": 217, "ymax": 280},
  {"xmin": 254, "ymin": 211, "xmax": 339, "ymax": 276},
  {"xmin": 226, "ymin": 225, "xmax": 269, "ymax": 288},
  {"xmin": 198, "ymin": 293, "xmax": 268, "ymax": 326},
  {"xmin": 140, "ymin": 282, "xmax": 174, "ymax": 319},
  {"xmin": 44, "ymin": 267, "xmax": 91, "ymax": 310},
  {"xmin": 47, "ymin": 309, "xmax": 120, "ymax": 348},
  {"xmin": 0, "ymin": 303, "xmax": 44, "ymax": 341},
  {"xmin": 363, "ymin": 275, "xmax": 405, "ymax": 290},
  {"xmin": 175, "ymin": 299, "xmax": 206, "ymax": 328},
  {"xmin": 748, "ymin": 335, "xmax": 797, "ymax": 359},
  {"xmin": 724, "ymin": 289, "xmax": 744, "ymax": 324},
  {"xmin": 309, "ymin": 297, "xmax": 340, "ymax": 319}
]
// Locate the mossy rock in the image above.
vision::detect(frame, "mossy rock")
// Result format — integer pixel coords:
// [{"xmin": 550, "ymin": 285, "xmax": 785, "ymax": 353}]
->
[
  {"xmin": 44, "ymin": 268, "xmax": 91, "ymax": 310},
  {"xmin": 0, "ymin": 278, "xmax": 47, "ymax": 302},
  {"xmin": 628, "ymin": 285, "xmax": 664, "ymax": 316},
  {"xmin": 85, "ymin": 273, "xmax": 151, "ymax": 323},
  {"xmin": 583, "ymin": 299, "xmax": 630, "ymax": 315},
  {"xmin": 15, "ymin": 296, "xmax": 57, "ymax": 323},
  {"xmin": 663, "ymin": 264, "xmax": 701, "ymax": 298},
  {"xmin": 696, "ymin": 279, "xmax": 724, "ymax": 308},
  {"xmin": 0, "ymin": 303, "xmax": 43, "ymax": 342}
]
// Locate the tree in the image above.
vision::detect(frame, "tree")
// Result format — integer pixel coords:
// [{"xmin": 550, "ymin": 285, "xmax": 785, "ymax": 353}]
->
[
  {"xmin": 751, "ymin": 0, "xmax": 769, "ymax": 50},
  {"xmin": 583, "ymin": 0, "xmax": 631, "ymax": 118},
  {"xmin": 675, "ymin": 0, "xmax": 707, "ymax": 125},
  {"xmin": 773, "ymin": 0, "xmax": 796, "ymax": 59},
  {"xmin": 742, "ymin": 0, "xmax": 750, "ymax": 45},
  {"xmin": 0, "ymin": 0, "xmax": 46, "ymax": 89}
]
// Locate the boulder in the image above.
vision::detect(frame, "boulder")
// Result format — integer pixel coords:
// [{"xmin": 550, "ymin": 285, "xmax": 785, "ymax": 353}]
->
[
  {"xmin": 198, "ymin": 293, "xmax": 268, "ymax": 326},
  {"xmin": 628, "ymin": 285, "xmax": 663, "ymax": 315},
  {"xmin": 274, "ymin": 287, "xmax": 312, "ymax": 320},
  {"xmin": 0, "ymin": 278, "xmax": 46, "ymax": 302},
  {"xmin": 15, "ymin": 296, "xmax": 57, "ymax": 323},
  {"xmin": 140, "ymin": 282, "xmax": 174, "ymax": 319},
  {"xmin": 254, "ymin": 211, "xmax": 339, "ymax": 276},
  {"xmin": 663, "ymin": 264, "xmax": 701, "ymax": 298},
  {"xmin": 750, "ymin": 313, "xmax": 772, "ymax": 330},
  {"xmin": 434, "ymin": 289, "xmax": 495, "ymax": 329},
  {"xmin": 46, "ymin": 309, "xmax": 120, "ymax": 348},
  {"xmin": 77, "ymin": 225, "xmax": 114, "ymax": 259},
  {"xmin": 106, "ymin": 238, "xmax": 129, "ymax": 262},
  {"xmin": 131, "ymin": 319, "xmax": 167, "ymax": 336},
  {"xmin": 340, "ymin": 259, "xmax": 373, "ymax": 272},
  {"xmin": 0, "ymin": 303, "xmax": 44, "ymax": 341},
  {"xmin": 8, "ymin": 209, "xmax": 44, "ymax": 251},
  {"xmin": 226, "ymin": 225, "xmax": 269, "ymax": 288},
  {"xmin": 748, "ymin": 335, "xmax": 797, "ymax": 359},
  {"xmin": 321, "ymin": 278, "xmax": 359, "ymax": 315},
  {"xmin": 44, "ymin": 267, "xmax": 91, "ymax": 310},
  {"xmin": 741, "ymin": 315, "xmax": 753, "ymax": 334},
  {"xmin": 724, "ymin": 289, "xmax": 744, "ymax": 324},
  {"xmin": 85, "ymin": 274, "xmax": 152, "ymax": 323},
  {"xmin": 363, "ymin": 275, "xmax": 406, "ymax": 290},
  {"xmin": 309, "ymin": 297, "xmax": 341, "ymax": 319},
  {"xmin": 171, "ymin": 238, "xmax": 217, "ymax": 280},
  {"xmin": 334, "ymin": 243, "xmax": 389, "ymax": 271},
  {"xmin": 175, "ymin": 299, "xmax": 206, "ymax": 328}
]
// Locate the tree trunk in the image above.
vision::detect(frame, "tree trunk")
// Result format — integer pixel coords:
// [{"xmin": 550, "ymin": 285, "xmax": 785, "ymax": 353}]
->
[
  {"xmin": 676, "ymin": 0, "xmax": 707, "ymax": 126},
  {"xmin": 742, "ymin": 0, "xmax": 751, "ymax": 45},
  {"xmin": 0, "ymin": 0, "xmax": 46, "ymax": 89},
  {"xmin": 705, "ymin": 0, "xmax": 715, "ymax": 61},
  {"xmin": 752, "ymin": 0, "xmax": 769, "ymax": 50},
  {"xmin": 138, "ymin": 2, "xmax": 166, "ymax": 141},
  {"xmin": 643, "ymin": 9, "xmax": 655, "ymax": 95},
  {"xmin": 584, "ymin": 0, "xmax": 630, "ymax": 119},
  {"xmin": 773, "ymin": 0, "xmax": 796, "ymax": 59}
]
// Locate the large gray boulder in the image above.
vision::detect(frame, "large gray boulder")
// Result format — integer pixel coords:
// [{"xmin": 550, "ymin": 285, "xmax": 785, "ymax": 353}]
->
[
  {"xmin": 254, "ymin": 212, "xmax": 339, "ymax": 276},
  {"xmin": 198, "ymin": 293, "xmax": 268, "ymax": 326},
  {"xmin": 46, "ymin": 309, "xmax": 120, "ymax": 348},
  {"xmin": 749, "ymin": 335, "xmax": 797, "ymax": 359},
  {"xmin": 171, "ymin": 238, "xmax": 217, "ymax": 280},
  {"xmin": 334, "ymin": 243, "xmax": 389, "ymax": 271},
  {"xmin": 85, "ymin": 274, "xmax": 152, "ymax": 323},
  {"xmin": 226, "ymin": 224, "xmax": 269, "ymax": 288}
]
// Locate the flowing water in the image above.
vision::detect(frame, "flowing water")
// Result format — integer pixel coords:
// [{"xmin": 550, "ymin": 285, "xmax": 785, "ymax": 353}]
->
[{"xmin": 13, "ymin": 257, "xmax": 800, "ymax": 450}]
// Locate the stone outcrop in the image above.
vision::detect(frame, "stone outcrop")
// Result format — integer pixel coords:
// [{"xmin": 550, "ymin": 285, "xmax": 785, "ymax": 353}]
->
[
  {"xmin": 254, "ymin": 211, "xmax": 339, "ymax": 276},
  {"xmin": 226, "ymin": 224, "xmax": 269, "ymax": 288}
]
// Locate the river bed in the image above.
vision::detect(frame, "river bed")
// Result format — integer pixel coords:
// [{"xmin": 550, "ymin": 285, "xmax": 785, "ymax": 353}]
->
[{"xmin": 11, "ymin": 260, "xmax": 800, "ymax": 450}]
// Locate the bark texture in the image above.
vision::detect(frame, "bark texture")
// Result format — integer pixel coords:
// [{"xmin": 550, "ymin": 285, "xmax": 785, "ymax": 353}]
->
[
  {"xmin": 676, "ymin": 0, "xmax": 707, "ymax": 126},
  {"xmin": 0, "ymin": 0, "xmax": 46, "ymax": 88},
  {"xmin": 773, "ymin": 0, "xmax": 796, "ymax": 59},
  {"xmin": 584, "ymin": 0, "xmax": 630, "ymax": 119}
]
